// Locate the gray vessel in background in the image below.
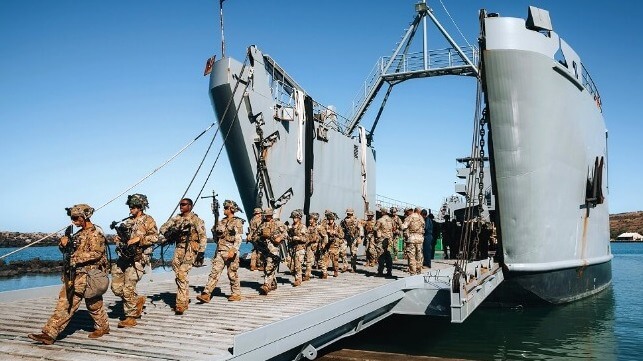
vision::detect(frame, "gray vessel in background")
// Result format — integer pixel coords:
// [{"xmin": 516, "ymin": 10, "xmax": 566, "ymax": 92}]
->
[
  {"xmin": 208, "ymin": 47, "xmax": 376, "ymax": 219},
  {"xmin": 208, "ymin": 4, "xmax": 612, "ymax": 304}
]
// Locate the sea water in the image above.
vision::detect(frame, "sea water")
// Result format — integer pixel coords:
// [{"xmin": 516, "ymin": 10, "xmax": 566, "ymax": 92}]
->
[
  {"xmin": 330, "ymin": 242, "xmax": 642, "ymax": 360},
  {"xmin": 0, "ymin": 243, "xmax": 640, "ymax": 360}
]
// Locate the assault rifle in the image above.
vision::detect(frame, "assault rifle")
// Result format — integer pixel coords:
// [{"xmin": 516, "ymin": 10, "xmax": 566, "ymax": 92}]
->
[
  {"xmin": 197, "ymin": 191, "xmax": 219, "ymax": 267},
  {"xmin": 61, "ymin": 225, "xmax": 77, "ymax": 311},
  {"xmin": 110, "ymin": 216, "xmax": 137, "ymax": 262}
]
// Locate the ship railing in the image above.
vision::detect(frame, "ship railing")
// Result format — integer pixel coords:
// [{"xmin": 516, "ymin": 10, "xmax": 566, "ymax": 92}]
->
[
  {"xmin": 376, "ymin": 194, "xmax": 432, "ymax": 215},
  {"xmin": 346, "ymin": 46, "xmax": 479, "ymax": 121},
  {"xmin": 581, "ymin": 63, "xmax": 602, "ymax": 111},
  {"xmin": 271, "ymin": 78, "xmax": 354, "ymax": 134}
]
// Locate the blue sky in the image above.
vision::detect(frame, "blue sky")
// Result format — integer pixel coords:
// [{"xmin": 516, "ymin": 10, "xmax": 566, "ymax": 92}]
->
[{"xmin": 1, "ymin": 0, "xmax": 641, "ymax": 233}]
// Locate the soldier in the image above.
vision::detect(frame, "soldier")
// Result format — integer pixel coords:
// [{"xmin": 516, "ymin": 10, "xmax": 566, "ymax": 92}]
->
[
  {"xmin": 375, "ymin": 207, "xmax": 394, "ymax": 277},
  {"xmin": 247, "ymin": 207, "xmax": 264, "ymax": 271},
  {"xmin": 390, "ymin": 207, "xmax": 403, "ymax": 260},
  {"xmin": 362, "ymin": 211, "xmax": 377, "ymax": 267},
  {"xmin": 159, "ymin": 198, "xmax": 207, "ymax": 315},
  {"xmin": 319, "ymin": 210, "xmax": 344, "ymax": 278},
  {"xmin": 112, "ymin": 194, "xmax": 158, "ymax": 328},
  {"xmin": 28, "ymin": 204, "xmax": 110, "ymax": 344},
  {"xmin": 256, "ymin": 208, "xmax": 287, "ymax": 295},
  {"xmin": 303, "ymin": 212, "xmax": 321, "ymax": 280},
  {"xmin": 340, "ymin": 208, "xmax": 361, "ymax": 273},
  {"xmin": 287, "ymin": 209, "xmax": 308, "ymax": 286},
  {"xmin": 197, "ymin": 200, "xmax": 244, "ymax": 303},
  {"xmin": 403, "ymin": 207, "xmax": 425, "ymax": 275}
]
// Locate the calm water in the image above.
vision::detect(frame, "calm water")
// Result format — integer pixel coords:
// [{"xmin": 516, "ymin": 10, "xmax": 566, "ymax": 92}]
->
[
  {"xmin": 329, "ymin": 242, "xmax": 642, "ymax": 360},
  {"xmin": 0, "ymin": 243, "xmax": 640, "ymax": 360}
]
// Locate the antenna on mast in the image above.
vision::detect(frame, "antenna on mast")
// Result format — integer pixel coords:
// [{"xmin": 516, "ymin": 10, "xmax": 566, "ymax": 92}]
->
[{"xmin": 220, "ymin": 0, "xmax": 226, "ymax": 58}]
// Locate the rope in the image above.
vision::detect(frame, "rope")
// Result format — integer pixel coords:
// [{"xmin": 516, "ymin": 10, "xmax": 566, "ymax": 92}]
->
[
  {"xmin": 438, "ymin": 0, "xmax": 473, "ymax": 48},
  {"xmin": 0, "ymin": 123, "xmax": 217, "ymax": 261}
]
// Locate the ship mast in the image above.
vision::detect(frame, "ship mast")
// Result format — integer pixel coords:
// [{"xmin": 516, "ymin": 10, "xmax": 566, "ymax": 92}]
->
[{"xmin": 220, "ymin": 0, "xmax": 226, "ymax": 58}]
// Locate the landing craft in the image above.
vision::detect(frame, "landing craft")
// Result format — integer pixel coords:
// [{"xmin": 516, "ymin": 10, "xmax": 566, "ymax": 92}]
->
[{"xmin": 208, "ymin": 2, "xmax": 612, "ymax": 304}]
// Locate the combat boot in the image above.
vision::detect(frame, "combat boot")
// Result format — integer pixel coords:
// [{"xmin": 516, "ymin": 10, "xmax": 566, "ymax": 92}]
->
[
  {"xmin": 135, "ymin": 296, "xmax": 146, "ymax": 317},
  {"xmin": 118, "ymin": 317, "xmax": 137, "ymax": 328},
  {"xmin": 174, "ymin": 306, "xmax": 186, "ymax": 315},
  {"xmin": 259, "ymin": 284, "xmax": 270, "ymax": 295},
  {"xmin": 88, "ymin": 328, "xmax": 109, "ymax": 339},
  {"xmin": 303, "ymin": 275, "xmax": 310, "ymax": 281},
  {"xmin": 293, "ymin": 279, "xmax": 301, "ymax": 287},
  {"xmin": 28, "ymin": 332, "xmax": 55, "ymax": 345},
  {"xmin": 228, "ymin": 294, "xmax": 242, "ymax": 301},
  {"xmin": 321, "ymin": 273, "xmax": 328, "ymax": 279},
  {"xmin": 334, "ymin": 270, "xmax": 339, "ymax": 277},
  {"xmin": 196, "ymin": 293, "xmax": 211, "ymax": 303}
]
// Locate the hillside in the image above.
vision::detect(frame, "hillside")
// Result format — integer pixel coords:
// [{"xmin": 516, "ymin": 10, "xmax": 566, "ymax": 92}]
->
[{"xmin": 610, "ymin": 211, "xmax": 643, "ymax": 239}]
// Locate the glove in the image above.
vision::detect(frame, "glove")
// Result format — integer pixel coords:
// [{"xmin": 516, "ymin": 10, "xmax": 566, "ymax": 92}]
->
[
  {"xmin": 226, "ymin": 249, "xmax": 236, "ymax": 261},
  {"xmin": 193, "ymin": 252, "xmax": 205, "ymax": 267}
]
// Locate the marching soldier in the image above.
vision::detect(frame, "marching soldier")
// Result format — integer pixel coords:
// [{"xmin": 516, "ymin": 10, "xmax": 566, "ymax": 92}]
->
[
  {"xmin": 256, "ymin": 208, "xmax": 287, "ymax": 295},
  {"xmin": 112, "ymin": 194, "xmax": 158, "ymax": 328},
  {"xmin": 319, "ymin": 210, "xmax": 344, "ymax": 278},
  {"xmin": 341, "ymin": 208, "xmax": 361, "ymax": 273},
  {"xmin": 247, "ymin": 207, "xmax": 264, "ymax": 271},
  {"xmin": 362, "ymin": 211, "xmax": 377, "ymax": 267},
  {"xmin": 28, "ymin": 204, "xmax": 110, "ymax": 344},
  {"xmin": 375, "ymin": 207, "xmax": 394, "ymax": 277},
  {"xmin": 390, "ymin": 207, "xmax": 403, "ymax": 260},
  {"xmin": 402, "ymin": 207, "xmax": 425, "ymax": 275},
  {"xmin": 303, "ymin": 212, "xmax": 321, "ymax": 280},
  {"xmin": 287, "ymin": 209, "xmax": 308, "ymax": 286},
  {"xmin": 197, "ymin": 200, "xmax": 244, "ymax": 303},
  {"xmin": 159, "ymin": 198, "xmax": 207, "ymax": 315}
]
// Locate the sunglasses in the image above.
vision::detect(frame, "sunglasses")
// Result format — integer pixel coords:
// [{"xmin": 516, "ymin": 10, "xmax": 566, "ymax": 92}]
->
[
  {"xmin": 179, "ymin": 202, "xmax": 190, "ymax": 206},
  {"xmin": 71, "ymin": 216, "xmax": 81, "ymax": 221}
]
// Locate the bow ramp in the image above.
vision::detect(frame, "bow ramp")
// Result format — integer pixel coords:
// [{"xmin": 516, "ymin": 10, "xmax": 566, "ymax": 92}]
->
[{"xmin": 0, "ymin": 259, "xmax": 502, "ymax": 360}]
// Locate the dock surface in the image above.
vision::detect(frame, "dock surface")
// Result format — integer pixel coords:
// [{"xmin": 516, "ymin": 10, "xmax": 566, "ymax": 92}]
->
[{"xmin": 0, "ymin": 259, "xmax": 461, "ymax": 360}]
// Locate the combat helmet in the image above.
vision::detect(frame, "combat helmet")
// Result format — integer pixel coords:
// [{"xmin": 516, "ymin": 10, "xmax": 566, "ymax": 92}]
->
[
  {"xmin": 263, "ymin": 208, "xmax": 274, "ymax": 217},
  {"xmin": 126, "ymin": 194, "xmax": 149, "ymax": 210},
  {"xmin": 223, "ymin": 199, "xmax": 242, "ymax": 213},
  {"xmin": 324, "ymin": 209, "xmax": 336, "ymax": 220},
  {"xmin": 380, "ymin": 207, "xmax": 389, "ymax": 214},
  {"xmin": 346, "ymin": 208, "xmax": 354, "ymax": 214},
  {"xmin": 290, "ymin": 209, "xmax": 303, "ymax": 219},
  {"xmin": 390, "ymin": 207, "xmax": 398, "ymax": 214},
  {"xmin": 253, "ymin": 207, "xmax": 262, "ymax": 215},
  {"xmin": 66, "ymin": 204, "xmax": 94, "ymax": 219},
  {"xmin": 310, "ymin": 212, "xmax": 320, "ymax": 220},
  {"xmin": 366, "ymin": 210, "xmax": 374, "ymax": 217}
]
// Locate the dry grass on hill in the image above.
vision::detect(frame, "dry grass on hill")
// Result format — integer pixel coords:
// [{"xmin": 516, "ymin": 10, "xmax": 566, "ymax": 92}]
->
[{"xmin": 609, "ymin": 211, "xmax": 643, "ymax": 239}]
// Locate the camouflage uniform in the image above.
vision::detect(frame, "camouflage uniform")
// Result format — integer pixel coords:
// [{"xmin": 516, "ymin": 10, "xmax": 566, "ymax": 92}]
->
[
  {"xmin": 341, "ymin": 209, "xmax": 361, "ymax": 272},
  {"xmin": 247, "ymin": 208, "xmax": 264, "ymax": 271},
  {"xmin": 304, "ymin": 213, "xmax": 321, "ymax": 280},
  {"xmin": 200, "ymin": 200, "xmax": 244, "ymax": 300},
  {"xmin": 375, "ymin": 208, "xmax": 394, "ymax": 276},
  {"xmin": 319, "ymin": 210, "xmax": 344, "ymax": 278},
  {"xmin": 32, "ymin": 204, "xmax": 109, "ymax": 343},
  {"xmin": 160, "ymin": 207, "xmax": 207, "ymax": 313},
  {"xmin": 403, "ymin": 211, "xmax": 425, "ymax": 275},
  {"xmin": 111, "ymin": 212, "xmax": 158, "ymax": 320},
  {"xmin": 256, "ymin": 208, "xmax": 287, "ymax": 294},
  {"xmin": 287, "ymin": 210, "xmax": 308, "ymax": 286},
  {"xmin": 390, "ymin": 207, "xmax": 403, "ymax": 260},
  {"xmin": 362, "ymin": 212, "xmax": 377, "ymax": 267}
]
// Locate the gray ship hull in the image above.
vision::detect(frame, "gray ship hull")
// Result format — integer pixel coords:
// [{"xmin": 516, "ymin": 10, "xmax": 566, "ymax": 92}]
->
[
  {"xmin": 208, "ymin": 47, "xmax": 376, "ymax": 219},
  {"xmin": 482, "ymin": 14, "xmax": 612, "ymax": 303}
]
